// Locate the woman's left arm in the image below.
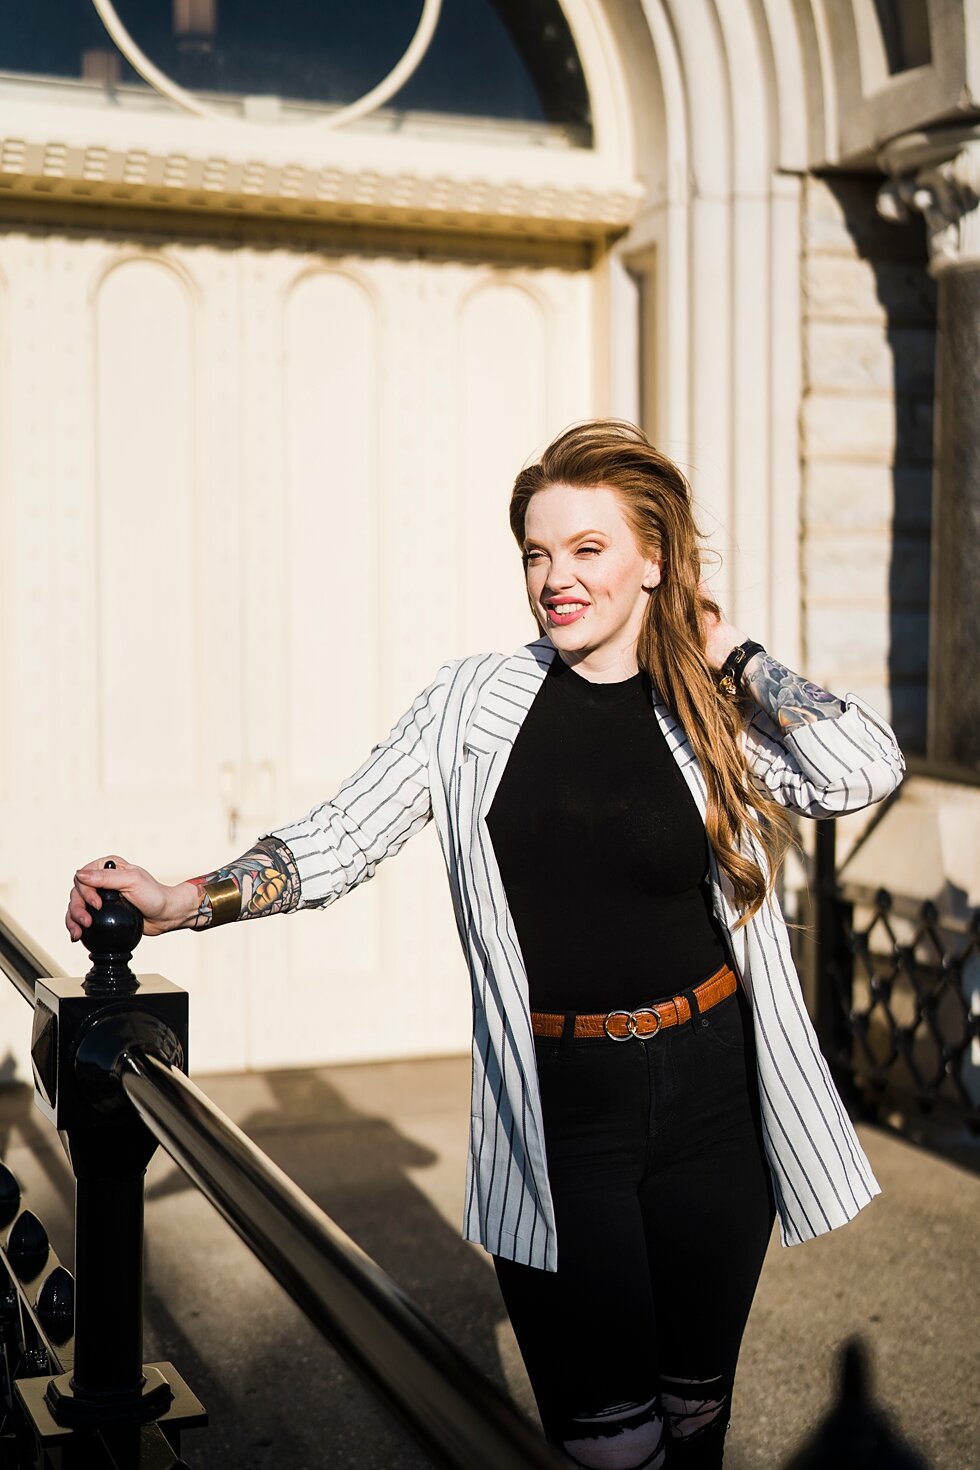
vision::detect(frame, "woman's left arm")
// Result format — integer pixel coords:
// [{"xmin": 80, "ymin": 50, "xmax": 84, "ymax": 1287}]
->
[
  {"xmin": 741, "ymin": 651, "xmax": 845, "ymax": 731},
  {"xmin": 705, "ymin": 617, "xmax": 905, "ymax": 817}
]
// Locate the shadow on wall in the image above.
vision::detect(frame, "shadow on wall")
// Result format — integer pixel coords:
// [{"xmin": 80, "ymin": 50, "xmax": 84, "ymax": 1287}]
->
[{"xmin": 815, "ymin": 174, "xmax": 936, "ymax": 758}]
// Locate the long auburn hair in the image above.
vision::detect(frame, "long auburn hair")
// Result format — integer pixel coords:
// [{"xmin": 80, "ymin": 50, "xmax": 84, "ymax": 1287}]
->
[{"xmin": 509, "ymin": 419, "xmax": 791, "ymax": 924}]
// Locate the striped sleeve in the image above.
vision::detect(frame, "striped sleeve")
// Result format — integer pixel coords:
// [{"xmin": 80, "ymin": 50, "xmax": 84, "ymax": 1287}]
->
[
  {"xmin": 262, "ymin": 664, "xmax": 454, "ymax": 910},
  {"xmin": 744, "ymin": 693, "xmax": 905, "ymax": 817}
]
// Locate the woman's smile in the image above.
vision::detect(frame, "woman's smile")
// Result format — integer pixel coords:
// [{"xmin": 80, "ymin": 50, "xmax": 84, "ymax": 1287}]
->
[{"xmin": 545, "ymin": 600, "xmax": 589, "ymax": 626}]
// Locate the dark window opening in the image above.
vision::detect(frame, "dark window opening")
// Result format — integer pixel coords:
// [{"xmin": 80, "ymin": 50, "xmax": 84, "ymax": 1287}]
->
[
  {"xmin": 872, "ymin": 0, "xmax": 932, "ymax": 75},
  {"xmin": 0, "ymin": 0, "xmax": 592, "ymax": 144}
]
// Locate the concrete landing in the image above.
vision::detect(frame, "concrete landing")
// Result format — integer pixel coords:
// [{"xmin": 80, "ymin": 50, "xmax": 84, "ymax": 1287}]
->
[{"xmin": 1, "ymin": 1056, "xmax": 976, "ymax": 1468}]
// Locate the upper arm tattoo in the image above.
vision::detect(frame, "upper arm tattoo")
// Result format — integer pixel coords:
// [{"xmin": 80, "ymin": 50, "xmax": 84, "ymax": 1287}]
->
[
  {"xmin": 742, "ymin": 652, "xmax": 846, "ymax": 733},
  {"xmin": 189, "ymin": 837, "xmax": 300, "ymax": 929}
]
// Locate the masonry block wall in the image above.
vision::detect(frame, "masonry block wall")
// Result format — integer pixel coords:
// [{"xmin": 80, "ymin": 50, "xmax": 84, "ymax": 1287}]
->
[{"xmin": 800, "ymin": 173, "xmax": 936, "ymax": 755}]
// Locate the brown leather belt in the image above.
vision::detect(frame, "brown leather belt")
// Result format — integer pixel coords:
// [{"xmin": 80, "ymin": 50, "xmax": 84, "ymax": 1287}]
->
[{"xmin": 531, "ymin": 965, "xmax": 737, "ymax": 1041}]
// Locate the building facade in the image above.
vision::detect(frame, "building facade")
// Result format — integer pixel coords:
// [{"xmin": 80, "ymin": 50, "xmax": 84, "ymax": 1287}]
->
[{"xmin": 1, "ymin": 0, "xmax": 977, "ymax": 1079}]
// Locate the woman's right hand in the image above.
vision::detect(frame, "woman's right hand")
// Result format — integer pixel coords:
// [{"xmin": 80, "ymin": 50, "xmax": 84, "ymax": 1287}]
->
[{"xmin": 66, "ymin": 857, "xmax": 197, "ymax": 942}]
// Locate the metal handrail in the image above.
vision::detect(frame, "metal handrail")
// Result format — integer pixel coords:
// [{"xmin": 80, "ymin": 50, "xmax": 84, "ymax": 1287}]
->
[
  {"xmin": 0, "ymin": 907, "xmax": 560, "ymax": 1468},
  {"xmin": 0, "ymin": 901, "xmax": 64, "ymax": 1004},
  {"xmin": 118, "ymin": 1047, "xmax": 560, "ymax": 1470}
]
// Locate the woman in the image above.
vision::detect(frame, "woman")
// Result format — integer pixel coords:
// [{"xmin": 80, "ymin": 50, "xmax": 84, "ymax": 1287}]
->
[{"xmin": 67, "ymin": 421, "xmax": 903, "ymax": 1468}]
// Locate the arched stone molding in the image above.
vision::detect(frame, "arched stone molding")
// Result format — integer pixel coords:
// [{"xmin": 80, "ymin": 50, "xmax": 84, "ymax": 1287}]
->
[
  {"xmin": 454, "ymin": 271, "xmax": 574, "ymax": 472},
  {"xmin": 560, "ymin": 0, "xmax": 640, "ymax": 176},
  {"xmin": 284, "ymin": 260, "xmax": 384, "ymax": 327},
  {"xmin": 755, "ymin": 0, "xmax": 815, "ymax": 170},
  {"xmin": 88, "ymin": 246, "xmax": 202, "ymax": 318},
  {"xmin": 456, "ymin": 271, "xmax": 554, "ymax": 337},
  {"xmin": 600, "ymin": 0, "xmax": 815, "ymax": 650},
  {"xmin": 785, "ymin": 0, "xmax": 836, "ymax": 164}
]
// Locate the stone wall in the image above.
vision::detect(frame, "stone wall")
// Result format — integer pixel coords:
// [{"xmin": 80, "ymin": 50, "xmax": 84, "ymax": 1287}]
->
[{"xmin": 800, "ymin": 173, "xmax": 936, "ymax": 754}]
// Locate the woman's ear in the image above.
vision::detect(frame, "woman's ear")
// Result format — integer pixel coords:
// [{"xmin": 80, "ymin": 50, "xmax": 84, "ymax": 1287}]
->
[{"xmin": 642, "ymin": 560, "xmax": 663, "ymax": 591}]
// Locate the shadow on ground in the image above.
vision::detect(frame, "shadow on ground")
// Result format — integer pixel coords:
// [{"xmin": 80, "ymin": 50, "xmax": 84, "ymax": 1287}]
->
[
  {"xmin": 141, "ymin": 1063, "xmax": 518, "ymax": 1469},
  {"xmin": 2, "ymin": 1056, "xmax": 977, "ymax": 1468}
]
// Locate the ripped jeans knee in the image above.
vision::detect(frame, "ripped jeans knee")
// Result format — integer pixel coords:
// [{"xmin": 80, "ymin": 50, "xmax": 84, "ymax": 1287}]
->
[
  {"xmin": 660, "ymin": 1375, "xmax": 729, "ymax": 1459},
  {"xmin": 555, "ymin": 1395, "xmax": 667, "ymax": 1469}
]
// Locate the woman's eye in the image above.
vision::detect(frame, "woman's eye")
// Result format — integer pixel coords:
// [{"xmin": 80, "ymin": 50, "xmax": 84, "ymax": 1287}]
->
[{"xmin": 577, "ymin": 545, "xmax": 601, "ymax": 556}]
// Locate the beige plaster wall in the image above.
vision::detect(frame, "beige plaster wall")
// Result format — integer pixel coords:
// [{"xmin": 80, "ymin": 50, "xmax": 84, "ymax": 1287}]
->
[{"xmin": 0, "ymin": 217, "xmax": 598, "ymax": 1084}]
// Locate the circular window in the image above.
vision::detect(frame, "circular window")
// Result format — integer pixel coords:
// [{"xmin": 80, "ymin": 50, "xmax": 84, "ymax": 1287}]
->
[{"xmin": 0, "ymin": 0, "xmax": 591, "ymax": 142}]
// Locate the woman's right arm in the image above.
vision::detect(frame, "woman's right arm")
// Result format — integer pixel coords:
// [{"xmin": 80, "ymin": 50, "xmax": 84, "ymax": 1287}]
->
[
  {"xmin": 67, "ymin": 659, "xmax": 456, "ymax": 943},
  {"xmin": 66, "ymin": 836, "xmax": 300, "ymax": 942}
]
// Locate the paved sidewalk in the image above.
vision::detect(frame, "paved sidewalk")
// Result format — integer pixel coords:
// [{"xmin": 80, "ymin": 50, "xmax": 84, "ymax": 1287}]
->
[{"xmin": 1, "ymin": 1056, "xmax": 977, "ymax": 1468}]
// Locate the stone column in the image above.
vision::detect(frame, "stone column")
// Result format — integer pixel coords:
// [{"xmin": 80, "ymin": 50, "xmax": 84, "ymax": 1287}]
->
[{"xmin": 878, "ymin": 126, "xmax": 980, "ymax": 771}]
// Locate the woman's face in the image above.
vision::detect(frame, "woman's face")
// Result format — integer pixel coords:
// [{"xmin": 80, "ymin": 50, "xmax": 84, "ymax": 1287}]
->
[{"xmin": 523, "ymin": 483, "xmax": 661, "ymax": 682}]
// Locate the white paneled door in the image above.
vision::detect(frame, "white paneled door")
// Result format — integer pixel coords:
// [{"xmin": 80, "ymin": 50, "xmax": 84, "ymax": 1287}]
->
[{"xmin": 0, "ymin": 230, "xmax": 595, "ymax": 1078}]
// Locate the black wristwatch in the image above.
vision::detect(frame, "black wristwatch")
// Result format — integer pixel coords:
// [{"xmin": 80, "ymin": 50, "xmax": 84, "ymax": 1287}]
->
[{"xmin": 718, "ymin": 640, "xmax": 766, "ymax": 698}]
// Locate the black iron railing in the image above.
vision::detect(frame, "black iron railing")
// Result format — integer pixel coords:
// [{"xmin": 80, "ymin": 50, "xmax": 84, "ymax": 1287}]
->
[
  {"xmin": 814, "ymin": 821, "xmax": 980, "ymax": 1136},
  {"xmin": 0, "ymin": 878, "xmax": 562, "ymax": 1470}
]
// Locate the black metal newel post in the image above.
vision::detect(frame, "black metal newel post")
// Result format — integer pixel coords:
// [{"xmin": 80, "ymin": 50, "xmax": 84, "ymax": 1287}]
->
[
  {"xmin": 814, "ymin": 822, "xmax": 856, "ymax": 1096},
  {"xmin": 68, "ymin": 1162, "xmax": 152, "ymax": 1411},
  {"xmin": 17, "ymin": 862, "xmax": 205, "ymax": 1453},
  {"xmin": 814, "ymin": 820, "xmax": 839, "ymax": 1054},
  {"xmin": 59, "ymin": 872, "xmax": 159, "ymax": 1418},
  {"xmin": 2, "ymin": 883, "xmax": 563, "ymax": 1468}
]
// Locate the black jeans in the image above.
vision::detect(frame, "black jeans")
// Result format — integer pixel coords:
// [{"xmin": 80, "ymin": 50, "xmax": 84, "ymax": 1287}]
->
[{"xmin": 494, "ymin": 984, "xmax": 775, "ymax": 1469}]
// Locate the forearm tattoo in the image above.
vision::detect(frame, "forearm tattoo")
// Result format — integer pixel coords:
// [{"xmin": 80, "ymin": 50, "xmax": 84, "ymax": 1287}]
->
[
  {"xmin": 742, "ymin": 652, "xmax": 846, "ymax": 733},
  {"xmin": 189, "ymin": 837, "xmax": 300, "ymax": 930}
]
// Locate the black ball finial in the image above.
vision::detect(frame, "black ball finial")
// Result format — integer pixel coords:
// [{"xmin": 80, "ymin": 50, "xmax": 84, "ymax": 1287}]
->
[{"xmin": 82, "ymin": 860, "xmax": 143, "ymax": 995}]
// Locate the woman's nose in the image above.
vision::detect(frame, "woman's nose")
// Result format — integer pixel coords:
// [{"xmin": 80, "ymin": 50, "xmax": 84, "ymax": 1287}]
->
[{"xmin": 545, "ymin": 556, "xmax": 576, "ymax": 590}]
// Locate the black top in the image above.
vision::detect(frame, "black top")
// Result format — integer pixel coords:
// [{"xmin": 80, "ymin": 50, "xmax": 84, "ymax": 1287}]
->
[{"xmin": 486, "ymin": 656, "xmax": 728, "ymax": 1013}]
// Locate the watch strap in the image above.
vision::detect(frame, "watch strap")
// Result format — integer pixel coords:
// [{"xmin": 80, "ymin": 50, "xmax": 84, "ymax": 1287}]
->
[{"xmin": 718, "ymin": 640, "xmax": 766, "ymax": 697}]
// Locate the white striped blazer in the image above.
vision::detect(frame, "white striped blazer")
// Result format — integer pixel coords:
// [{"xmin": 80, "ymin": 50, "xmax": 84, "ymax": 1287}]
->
[{"xmin": 268, "ymin": 637, "xmax": 905, "ymax": 1271}]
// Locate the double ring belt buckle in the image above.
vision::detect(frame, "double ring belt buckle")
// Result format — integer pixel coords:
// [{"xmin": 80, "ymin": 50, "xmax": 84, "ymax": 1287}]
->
[{"xmin": 603, "ymin": 1006, "xmax": 662, "ymax": 1042}]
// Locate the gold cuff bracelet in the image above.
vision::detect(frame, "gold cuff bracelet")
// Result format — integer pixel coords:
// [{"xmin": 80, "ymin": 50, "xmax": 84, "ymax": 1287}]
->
[{"xmin": 203, "ymin": 877, "xmax": 241, "ymax": 928}]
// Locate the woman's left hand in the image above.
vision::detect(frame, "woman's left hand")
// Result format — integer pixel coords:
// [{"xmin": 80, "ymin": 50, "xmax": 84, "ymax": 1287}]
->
[{"xmin": 699, "ymin": 586, "xmax": 748, "ymax": 672}]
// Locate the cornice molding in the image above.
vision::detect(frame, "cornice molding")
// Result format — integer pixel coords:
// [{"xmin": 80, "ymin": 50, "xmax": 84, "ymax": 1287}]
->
[
  {"xmin": 0, "ymin": 139, "xmax": 640, "ymax": 241},
  {"xmin": 0, "ymin": 138, "xmax": 639, "ymax": 237},
  {"xmin": 877, "ymin": 124, "xmax": 980, "ymax": 271},
  {"xmin": 0, "ymin": 98, "xmax": 641, "ymax": 239}
]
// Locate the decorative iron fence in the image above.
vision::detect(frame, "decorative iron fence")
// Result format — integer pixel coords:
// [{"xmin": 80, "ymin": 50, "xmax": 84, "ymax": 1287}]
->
[{"xmin": 814, "ymin": 821, "xmax": 980, "ymax": 1137}]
